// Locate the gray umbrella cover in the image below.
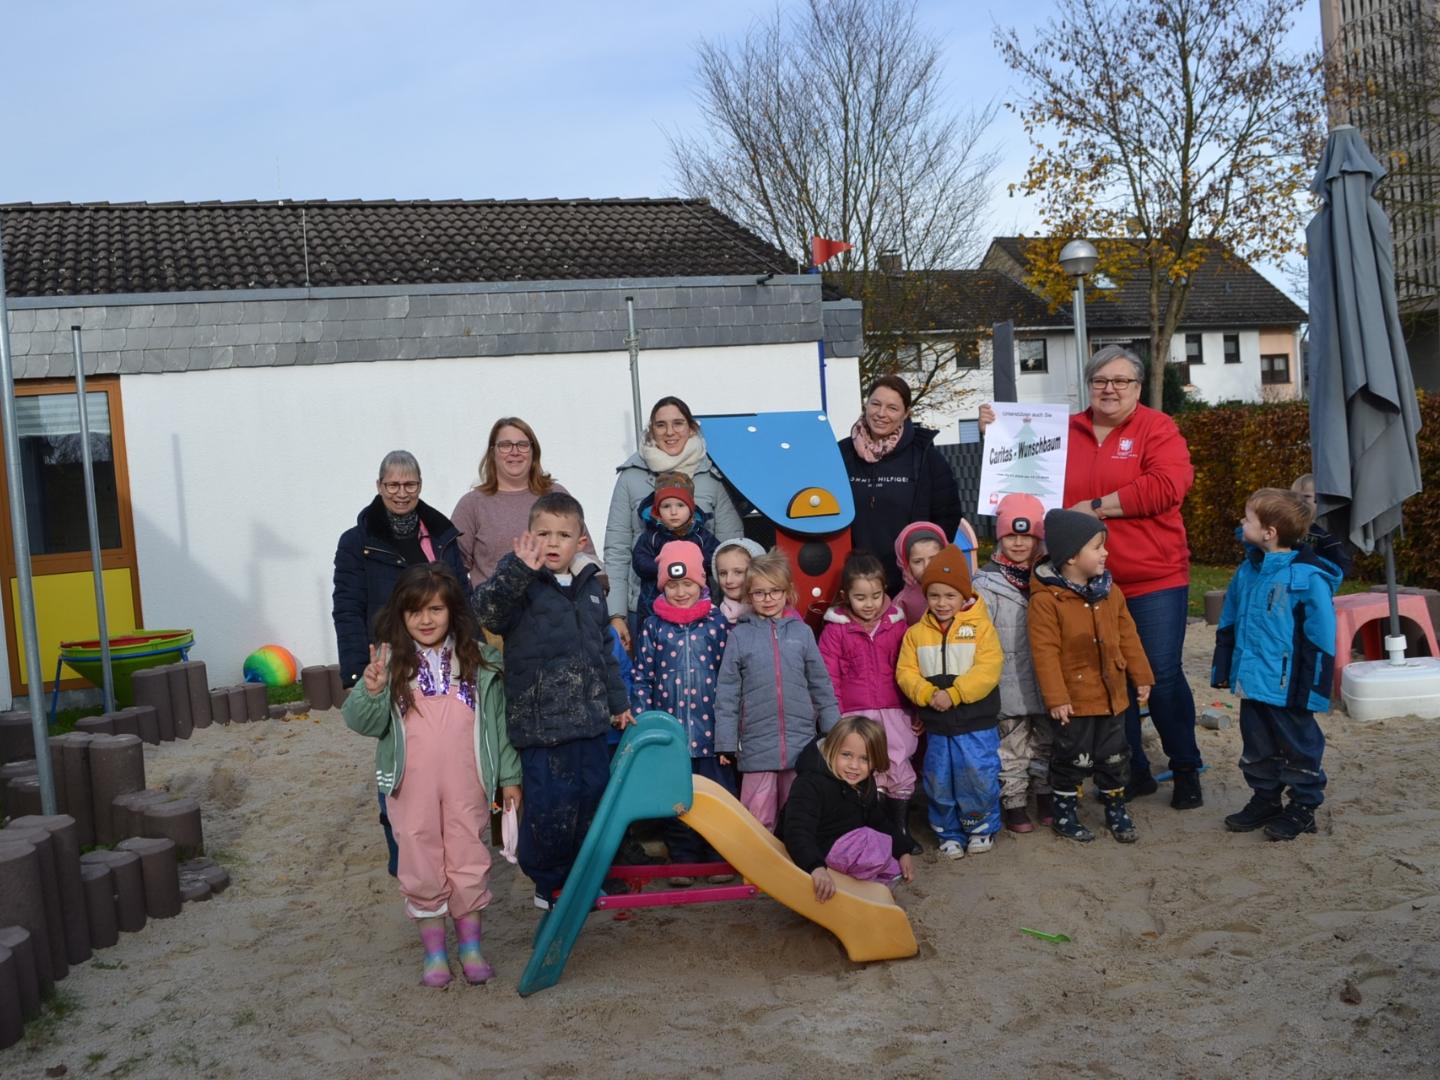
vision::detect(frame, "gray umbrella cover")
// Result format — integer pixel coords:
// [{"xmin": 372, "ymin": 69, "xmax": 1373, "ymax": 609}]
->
[{"xmin": 1306, "ymin": 126, "xmax": 1423, "ymax": 555}]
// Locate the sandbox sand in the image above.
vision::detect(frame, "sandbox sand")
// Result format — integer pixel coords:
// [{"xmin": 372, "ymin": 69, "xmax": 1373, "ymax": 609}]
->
[{"xmin": 3, "ymin": 621, "xmax": 1438, "ymax": 1078}]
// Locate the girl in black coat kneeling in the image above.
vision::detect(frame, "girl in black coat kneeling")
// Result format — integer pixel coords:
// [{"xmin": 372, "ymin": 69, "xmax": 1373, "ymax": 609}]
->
[{"xmin": 782, "ymin": 716, "xmax": 915, "ymax": 902}]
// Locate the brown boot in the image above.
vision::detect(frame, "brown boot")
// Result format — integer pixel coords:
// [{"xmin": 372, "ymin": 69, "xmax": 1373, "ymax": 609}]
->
[{"xmin": 1002, "ymin": 805, "xmax": 1034, "ymax": 833}]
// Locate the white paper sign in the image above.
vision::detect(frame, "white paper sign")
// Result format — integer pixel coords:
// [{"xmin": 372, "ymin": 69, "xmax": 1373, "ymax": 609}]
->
[{"xmin": 977, "ymin": 402, "xmax": 1070, "ymax": 516}]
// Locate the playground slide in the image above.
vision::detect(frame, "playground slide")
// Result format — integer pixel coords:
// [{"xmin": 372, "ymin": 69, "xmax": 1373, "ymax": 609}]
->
[{"xmin": 682, "ymin": 775, "xmax": 918, "ymax": 963}]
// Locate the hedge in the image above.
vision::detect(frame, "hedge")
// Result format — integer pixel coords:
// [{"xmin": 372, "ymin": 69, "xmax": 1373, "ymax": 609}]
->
[{"xmin": 1174, "ymin": 394, "xmax": 1438, "ymax": 588}]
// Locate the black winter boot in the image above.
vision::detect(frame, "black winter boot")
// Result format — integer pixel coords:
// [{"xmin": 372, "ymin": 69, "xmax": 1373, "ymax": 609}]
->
[
  {"xmin": 1100, "ymin": 788, "xmax": 1138, "ymax": 843},
  {"xmin": 1126, "ymin": 765, "xmax": 1159, "ymax": 799},
  {"xmin": 1170, "ymin": 769, "xmax": 1204, "ymax": 810},
  {"xmin": 1049, "ymin": 790, "xmax": 1094, "ymax": 843},
  {"xmin": 1224, "ymin": 792, "xmax": 1284, "ymax": 832},
  {"xmin": 1263, "ymin": 800, "xmax": 1318, "ymax": 841},
  {"xmin": 892, "ymin": 797, "xmax": 923, "ymax": 855}
]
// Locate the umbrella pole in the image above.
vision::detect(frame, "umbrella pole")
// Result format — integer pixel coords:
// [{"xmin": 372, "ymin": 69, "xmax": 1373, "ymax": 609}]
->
[{"xmin": 1383, "ymin": 533, "xmax": 1407, "ymax": 663}]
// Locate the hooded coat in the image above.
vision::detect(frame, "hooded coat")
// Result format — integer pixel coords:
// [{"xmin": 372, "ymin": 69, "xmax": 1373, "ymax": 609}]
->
[
  {"xmin": 839, "ymin": 420, "xmax": 963, "ymax": 596},
  {"xmin": 780, "ymin": 737, "xmax": 909, "ymax": 873},
  {"xmin": 332, "ymin": 496, "xmax": 467, "ymax": 689},
  {"xmin": 631, "ymin": 497, "xmax": 722, "ymax": 623},
  {"xmin": 970, "ymin": 560, "xmax": 1046, "ymax": 718},
  {"xmin": 1028, "ymin": 561, "xmax": 1155, "ymax": 717},
  {"xmin": 895, "ymin": 597, "xmax": 1003, "ymax": 736},
  {"xmin": 714, "ymin": 612, "xmax": 841, "ymax": 772},
  {"xmin": 632, "ymin": 600, "xmax": 731, "ymax": 757},
  {"xmin": 892, "ymin": 521, "xmax": 948, "ymax": 625},
  {"xmin": 817, "ymin": 603, "xmax": 908, "ymax": 712}
]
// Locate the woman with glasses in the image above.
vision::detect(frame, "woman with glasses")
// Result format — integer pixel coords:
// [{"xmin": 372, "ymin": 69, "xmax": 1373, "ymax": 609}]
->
[
  {"xmin": 982, "ymin": 344, "xmax": 1203, "ymax": 810},
  {"xmin": 450, "ymin": 418, "xmax": 591, "ymax": 587},
  {"xmin": 332, "ymin": 449, "xmax": 469, "ymax": 876},
  {"xmin": 602, "ymin": 396, "xmax": 744, "ymax": 651},
  {"xmin": 838, "ymin": 374, "xmax": 963, "ymax": 597}
]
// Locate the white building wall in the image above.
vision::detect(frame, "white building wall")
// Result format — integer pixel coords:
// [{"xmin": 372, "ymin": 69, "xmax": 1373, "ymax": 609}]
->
[
  {"xmin": 119, "ymin": 343, "xmax": 859, "ymax": 682},
  {"xmin": 929, "ymin": 331, "xmax": 1080, "ymax": 444},
  {"xmin": 1169, "ymin": 330, "xmax": 1265, "ymax": 403}
]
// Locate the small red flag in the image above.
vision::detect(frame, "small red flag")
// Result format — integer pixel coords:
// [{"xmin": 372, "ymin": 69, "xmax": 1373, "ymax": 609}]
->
[{"xmin": 811, "ymin": 236, "xmax": 854, "ymax": 267}]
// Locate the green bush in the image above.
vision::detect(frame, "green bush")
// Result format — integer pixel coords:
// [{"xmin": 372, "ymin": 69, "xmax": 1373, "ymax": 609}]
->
[{"xmin": 1175, "ymin": 395, "xmax": 1437, "ymax": 588}]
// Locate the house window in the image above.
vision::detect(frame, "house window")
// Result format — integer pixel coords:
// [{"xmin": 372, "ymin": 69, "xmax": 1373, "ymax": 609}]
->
[
  {"xmin": 1261, "ymin": 354, "xmax": 1290, "ymax": 384},
  {"xmin": 954, "ymin": 338, "xmax": 981, "ymax": 370},
  {"xmin": 1017, "ymin": 338, "xmax": 1048, "ymax": 373},
  {"xmin": 14, "ymin": 392, "xmax": 122, "ymax": 555},
  {"xmin": 1185, "ymin": 333, "xmax": 1203, "ymax": 365},
  {"xmin": 1223, "ymin": 334, "xmax": 1241, "ymax": 364}
]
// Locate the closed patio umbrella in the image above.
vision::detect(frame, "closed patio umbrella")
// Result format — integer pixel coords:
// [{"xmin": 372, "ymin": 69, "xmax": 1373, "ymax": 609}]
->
[{"xmin": 1307, "ymin": 125, "xmax": 1423, "ymax": 656}]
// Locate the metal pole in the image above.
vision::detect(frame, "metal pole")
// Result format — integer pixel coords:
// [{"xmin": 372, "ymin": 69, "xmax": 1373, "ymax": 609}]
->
[
  {"xmin": 1384, "ymin": 532, "xmax": 1407, "ymax": 663},
  {"xmin": 816, "ymin": 339, "xmax": 829, "ymax": 415},
  {"xmin": 1072, "ymin": 277, "xmax": 1089, "ymax": 410},
  {"xmin": 625, "ymin": 296, "xmax": 644, "ymax": 451},
  {"xmin": 0, "ymin": 219, "xmax": 58, "ymax": 813},
  {"xmin": 71, "ymin": 327, "xmax": 115, "ymax": 712}
]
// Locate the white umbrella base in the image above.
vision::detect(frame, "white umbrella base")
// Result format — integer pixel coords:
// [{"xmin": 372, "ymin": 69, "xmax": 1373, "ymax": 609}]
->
[{"xmin": 1341, "ymin": 657, "xmax": 1440, "ymax": 721}]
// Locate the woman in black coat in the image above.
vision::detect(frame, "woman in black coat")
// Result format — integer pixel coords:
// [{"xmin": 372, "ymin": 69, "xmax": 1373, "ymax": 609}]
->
[
  {"xmin": 331, "ymin": 449, "xmax": 466, "ymax": 877},
  {"xmin": 838, "ymin": 374, "xmax": 963, "ymax": 596}
]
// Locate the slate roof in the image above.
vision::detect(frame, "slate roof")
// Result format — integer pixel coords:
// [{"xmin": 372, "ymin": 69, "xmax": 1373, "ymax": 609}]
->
[
  {"xmin": 985, "ymin": 236, "xmax": 1307, "ymax": 327},
  {"xmin": 0, "ymin": 198, "xmax": 795, "ymax": 297},
  {"xmin": 900, "ymin": 269, "xmax": 1067, "ymax": 331}
]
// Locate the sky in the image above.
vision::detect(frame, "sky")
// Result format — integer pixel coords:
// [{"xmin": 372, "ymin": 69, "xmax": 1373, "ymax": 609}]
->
[{"xmin": 2, "ymin": 0, "xmax": 1322, "ymax": 289}]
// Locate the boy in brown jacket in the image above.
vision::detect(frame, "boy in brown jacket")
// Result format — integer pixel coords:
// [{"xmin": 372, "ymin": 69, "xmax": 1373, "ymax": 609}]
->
[{"xmin": 1028, "ymin": 510, "xmax": 1154, "ymax": 843}]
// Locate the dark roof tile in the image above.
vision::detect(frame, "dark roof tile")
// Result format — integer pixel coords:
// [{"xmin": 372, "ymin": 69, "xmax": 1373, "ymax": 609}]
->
[{"xmin": 0, "ymin": 198, "xmax": 794, "ymax": 297}]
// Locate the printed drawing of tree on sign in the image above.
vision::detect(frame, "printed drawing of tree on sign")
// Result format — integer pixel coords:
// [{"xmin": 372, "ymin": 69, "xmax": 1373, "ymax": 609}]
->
[{"xmin": 999, "ymin": 419, "xmax": 1056, "ymax": 499}]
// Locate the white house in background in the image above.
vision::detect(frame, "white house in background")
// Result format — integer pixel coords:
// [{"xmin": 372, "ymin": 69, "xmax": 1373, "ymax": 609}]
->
[
  {"xmin": 880, "ymin": 237, "xmax": 1307, "ymax": 443},
  {"xmin": 0, "ymin": 198, "xmax": 863, "ymax": 705}
]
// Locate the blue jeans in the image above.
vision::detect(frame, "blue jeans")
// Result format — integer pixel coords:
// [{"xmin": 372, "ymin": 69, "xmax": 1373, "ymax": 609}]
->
[
  {"xmin": 1123, "ymin": 585, "xmax": 1202, "ymax": 773},
  {"xmin": 1239, "ymin": 700, "xmax": 1327, "ymax": 806},
  {"xmin": 922, "ymin": 730, "xmax": 1002, "ymax": 842}
]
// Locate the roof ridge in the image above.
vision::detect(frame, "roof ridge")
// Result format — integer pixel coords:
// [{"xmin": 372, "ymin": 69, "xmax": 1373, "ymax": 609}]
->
[{"xmin": 0, "ymin": 196, "xmax": 713, "ymax": 211}]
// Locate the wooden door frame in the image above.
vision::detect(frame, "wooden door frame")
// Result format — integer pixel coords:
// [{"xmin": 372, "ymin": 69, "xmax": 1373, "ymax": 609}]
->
[{"xmin": 0, "ymin": 376, "xmax": 143, "ymax": 692}]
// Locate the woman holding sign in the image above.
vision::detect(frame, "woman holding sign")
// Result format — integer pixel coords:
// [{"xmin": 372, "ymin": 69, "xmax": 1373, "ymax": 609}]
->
[
  {"xmin": 980, "ymin": 345, "xmax": 1201, "ymax": 809},
  {"xmin": 839, "ymin": 374, "xmax": 963, "ymax": 596}
]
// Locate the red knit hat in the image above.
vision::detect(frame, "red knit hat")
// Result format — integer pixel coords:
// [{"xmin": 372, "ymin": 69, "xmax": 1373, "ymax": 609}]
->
[
  {"xmin": 918, "ymin": 543, "xmax": 973, "ymax": 599},
  {"xmin": 653, "ymin": 470, "xmax": 695, "ymax": 514},
  {"xmin": 657, "ymin": 540, "xmax": 706, "ymax": 588},
  {"xmin": 996, "ymin": 493, "xmax": 1046, "ymax": 541}
]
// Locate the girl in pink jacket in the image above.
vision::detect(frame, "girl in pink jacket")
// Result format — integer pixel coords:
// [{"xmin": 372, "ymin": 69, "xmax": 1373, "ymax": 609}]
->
[{"xmin": 818, "ymin": 551, "xmax": 921, "ymax": 853}]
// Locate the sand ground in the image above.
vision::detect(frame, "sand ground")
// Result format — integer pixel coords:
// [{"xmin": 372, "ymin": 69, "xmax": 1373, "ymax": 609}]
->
[{"xmin": 2, "ymin": 621, "xmax": 1438, "ymax": 1079}]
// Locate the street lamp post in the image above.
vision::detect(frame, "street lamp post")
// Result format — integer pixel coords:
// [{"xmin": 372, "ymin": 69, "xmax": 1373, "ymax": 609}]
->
[{"xmin": 1059, "ymin": 239, "xmax": 1098, "ymax": 410}]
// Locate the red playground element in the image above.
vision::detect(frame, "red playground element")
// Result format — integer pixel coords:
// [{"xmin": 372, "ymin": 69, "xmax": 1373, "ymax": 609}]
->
[
  {"xmin": 545, "ymin": 861, "xmax": 760, "ymax": 915},
  {"xmin": 775, "ymin": 526, "xmax": 852, "ymax": 629}
]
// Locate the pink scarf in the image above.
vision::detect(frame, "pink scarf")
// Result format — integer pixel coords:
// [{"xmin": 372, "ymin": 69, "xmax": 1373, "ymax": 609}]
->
[
  {"xmin": 850, "ymin": 417, "xmax": 903, "ymax": 464},
  {"xmin": 654, "ymin": 595, "xmax": 714, "ymax": 625}
]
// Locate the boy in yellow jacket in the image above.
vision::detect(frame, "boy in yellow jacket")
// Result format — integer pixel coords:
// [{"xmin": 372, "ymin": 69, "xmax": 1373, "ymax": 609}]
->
[{"xmin": 897, "ymin": 544, "xmax": 1003, "ymax": 859}]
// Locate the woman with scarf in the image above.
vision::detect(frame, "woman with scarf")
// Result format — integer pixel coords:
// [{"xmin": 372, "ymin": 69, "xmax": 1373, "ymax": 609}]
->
[
  {"xmin": 333, "ymin": 449, "xmax": 468, "ymax": 876},
  {"xmin": 603, "ymin": 396, "xmax": 744, "ymax": 650},
  {"xmin": 839, "ymin": 375, "xmax": 963, "ymax": 597}
]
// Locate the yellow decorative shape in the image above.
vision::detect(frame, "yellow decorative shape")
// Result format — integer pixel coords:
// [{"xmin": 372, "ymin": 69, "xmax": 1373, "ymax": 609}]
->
[
  {"xmin": 786, "ymin": 486, "xmax": 841, "ymax": 519},
  {"xmin": 10, "ymin": 569, "xmax": 137, "ymax": 687}
]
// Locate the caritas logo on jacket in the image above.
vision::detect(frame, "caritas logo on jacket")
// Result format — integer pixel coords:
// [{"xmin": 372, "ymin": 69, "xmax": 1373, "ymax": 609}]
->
[{"xmin": 1114, "ymin": 437, "xmax": 1136, "ymax": 459}]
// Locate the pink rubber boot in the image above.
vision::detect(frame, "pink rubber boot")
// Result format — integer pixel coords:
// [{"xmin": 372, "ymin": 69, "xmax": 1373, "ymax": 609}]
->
[
  {"xmin": 454, "ymin": 910, "xmax": 494, "ymax": 985},
  {"xmin": 417, "ymin": 917, "xmax": 452, "ymax": 988}
]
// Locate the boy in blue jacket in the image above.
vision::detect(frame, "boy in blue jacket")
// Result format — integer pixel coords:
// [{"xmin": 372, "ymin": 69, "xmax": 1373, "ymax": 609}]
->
[
  {"xmin": 471, "ymin": 492, "xmax": 633, "ymax": 908},
  {"xmin": 1211, "ymin": 487, "xmax": 1341, "ymax": 841}
]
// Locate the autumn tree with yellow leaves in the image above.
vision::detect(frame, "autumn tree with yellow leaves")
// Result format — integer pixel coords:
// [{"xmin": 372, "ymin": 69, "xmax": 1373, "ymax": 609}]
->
[{"xmin": 996, "ymin": 0, "xmax": 1325, "ymax": 407}]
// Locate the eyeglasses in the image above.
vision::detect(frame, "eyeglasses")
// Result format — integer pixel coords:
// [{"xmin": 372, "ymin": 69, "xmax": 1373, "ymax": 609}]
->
[
  {"xmin": 495, "ymin": 440, "xmax": 532, "ymax": 454},
  {"xmin": 749, "ymin": 588, "xmax": 785, "ymax": 601},
  {"xmin": 381, "ymin": 481, "xmax": 420, "ymax": 494},
  {"xmin": 1090, "ymin": 377, "xmax": 1139, "ymax": 390}
]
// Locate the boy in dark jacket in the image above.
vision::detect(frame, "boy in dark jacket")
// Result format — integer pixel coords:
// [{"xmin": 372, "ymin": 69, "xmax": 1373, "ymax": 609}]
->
[
  {"xmin": 1212, "ymin": 488, "xmax": 1340, "ymax": 841},
  {"xmin": 471, "ymin": 492, "xmax": 633, "ymax": 909},
  {"xmin": 631, "ymin": 472, "xmax": 720, "ymax": 623},
  {"xmin": 1291, "ymin": 473, "xmax": 1354, "ymax": 578}
]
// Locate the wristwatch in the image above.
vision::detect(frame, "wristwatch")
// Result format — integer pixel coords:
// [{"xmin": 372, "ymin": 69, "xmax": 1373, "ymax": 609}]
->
[{"xmin": 1091, "ymin": 497, "xmax": 1105, "ymax": 518}]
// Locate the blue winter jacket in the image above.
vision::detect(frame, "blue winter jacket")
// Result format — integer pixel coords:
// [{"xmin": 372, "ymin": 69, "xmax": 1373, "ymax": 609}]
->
[
  {"xmin": 1210, "ymin": 544, "xmax": 1341, "ymax": 713},
  {"xmin": 632, "ymin": 602, "xmax": 731, "ymax": 757},
  {"xmin": 470, "ymin": 552, "xmax": 628, "ymax": 749},
  {"xmin": 631, "ymin": 498, "xmax": 721, "ymax": 623},
  {"xmin": 332, "ymin": 496, "xmax": 467, "ymax": 689},
  {"xmin": 715, "ymin": 612, "xmax": 841, "ymax": 772}
]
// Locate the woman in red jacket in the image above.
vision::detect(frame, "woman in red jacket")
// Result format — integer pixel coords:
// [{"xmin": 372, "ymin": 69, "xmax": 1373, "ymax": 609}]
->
[{"xmin": 981, "ymin": 345, "xmax": 1203, "ymax": 809}]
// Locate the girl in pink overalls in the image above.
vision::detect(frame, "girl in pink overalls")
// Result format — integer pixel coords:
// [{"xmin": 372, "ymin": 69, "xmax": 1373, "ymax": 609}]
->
[{"xmin": 343, "ymin": 564, "xmax": 521, "ymax": 988}]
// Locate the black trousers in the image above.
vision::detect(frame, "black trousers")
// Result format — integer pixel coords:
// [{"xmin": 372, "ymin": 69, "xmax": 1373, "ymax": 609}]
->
[{"xmin": 1049, "ymin": 714, "xmax": 1130, "ymax": 792}]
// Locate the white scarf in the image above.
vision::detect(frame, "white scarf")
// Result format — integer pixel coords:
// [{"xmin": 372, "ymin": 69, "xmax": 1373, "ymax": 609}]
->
[{"xmin": 640, "ymin": 434, "xmax": 707, "ymax": 477}]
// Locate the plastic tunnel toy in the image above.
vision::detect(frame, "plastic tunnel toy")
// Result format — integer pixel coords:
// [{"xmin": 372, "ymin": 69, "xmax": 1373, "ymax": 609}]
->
[{"xmin": 516, "ymin": 712, "xmax": 917, "ymax": 997}]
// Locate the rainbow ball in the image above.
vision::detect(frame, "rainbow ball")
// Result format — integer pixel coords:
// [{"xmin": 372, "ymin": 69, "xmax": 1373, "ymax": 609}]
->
[{"xmin": 243, "ymin": 644, "xmax": 299, "ymax": 687}]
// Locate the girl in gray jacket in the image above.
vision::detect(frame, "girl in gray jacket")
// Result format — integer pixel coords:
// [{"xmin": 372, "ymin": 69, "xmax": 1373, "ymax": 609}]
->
[{"xmin": 715, "ymin": 551, "xmax": 841, "ymax": 831}]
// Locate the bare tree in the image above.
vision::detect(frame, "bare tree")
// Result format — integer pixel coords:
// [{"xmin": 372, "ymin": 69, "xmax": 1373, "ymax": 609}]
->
[
  {"xmin": 670, "ymin": 0, "xmax": 999, "ymax": 410},
  {"xmin": 996, "ymin": 0, "xmax": 1325, "ymax": 408}
]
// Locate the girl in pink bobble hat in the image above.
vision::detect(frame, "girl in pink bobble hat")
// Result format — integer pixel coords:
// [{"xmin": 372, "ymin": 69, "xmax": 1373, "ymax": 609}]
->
[
  {"xmin": 971, "ymin": 493, "xmax": 1054, "ymax": 833},
  {"xmin": 632, "ymin": 540, "xmax": 734, "ymax": 885}
]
